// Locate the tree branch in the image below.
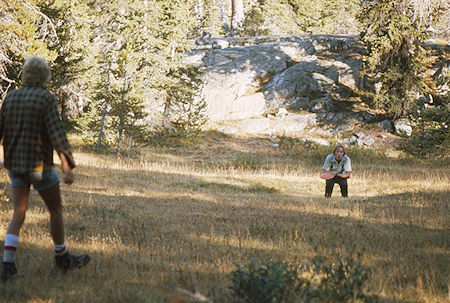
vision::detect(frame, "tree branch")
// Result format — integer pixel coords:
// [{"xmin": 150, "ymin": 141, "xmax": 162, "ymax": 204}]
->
[{"xmin": 21, "ymin": 0, "xmax": 60, "ymax": 44}]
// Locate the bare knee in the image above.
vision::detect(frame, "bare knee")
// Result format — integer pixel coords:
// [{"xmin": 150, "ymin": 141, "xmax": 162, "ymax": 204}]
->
[{"xmin": 9, "ymin": 209, "xmax": 27, "ymax": 233}]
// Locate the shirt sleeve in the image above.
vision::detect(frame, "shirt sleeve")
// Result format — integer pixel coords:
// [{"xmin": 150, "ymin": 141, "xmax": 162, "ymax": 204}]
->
[
  {"xmin": 322, "ymin": 154, "xmax": 332, "ymax": 170},
  {"xmin": 44, "ymin": 95, "xmax": 76, "ymax": 169},
  {"xmin": 343, "ymin": 156, "xmax": 352, "ymax": 172}
]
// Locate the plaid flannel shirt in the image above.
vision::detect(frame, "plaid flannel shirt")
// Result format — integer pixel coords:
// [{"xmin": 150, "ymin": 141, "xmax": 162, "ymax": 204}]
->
[{"xmin": 0, "ymin": 86, "xmax": 75, "ymax": 174}]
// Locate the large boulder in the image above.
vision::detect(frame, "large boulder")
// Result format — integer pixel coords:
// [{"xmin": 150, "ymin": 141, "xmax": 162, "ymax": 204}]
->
[
  {"xmin": 237, "ymin": 113, "xmax": 318, "ymax": 136},
  {"xmin": 185, "ymin": 36, "xmax": 365, "ymax": 122},
  {"xmin": 264, "ymin": 55, "xmax": 362, "ymax": 110},
  {"xmin": 191, "ymin": 43, "xmax": 311, "ymax": 121}
]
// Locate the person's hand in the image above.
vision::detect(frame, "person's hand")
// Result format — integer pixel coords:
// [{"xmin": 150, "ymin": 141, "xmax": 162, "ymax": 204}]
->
[{"xmin": 63, "ymin": 168, "xmax": 74, "ymax": 185}]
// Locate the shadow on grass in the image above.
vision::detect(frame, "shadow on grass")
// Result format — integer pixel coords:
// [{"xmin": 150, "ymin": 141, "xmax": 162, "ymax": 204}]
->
[{"xmin": 0, "ymin": 161, "xmax": 447, "ymax": 302}]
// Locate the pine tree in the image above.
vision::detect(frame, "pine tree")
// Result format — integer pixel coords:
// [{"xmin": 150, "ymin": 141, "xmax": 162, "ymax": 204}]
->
[
  {"xmin": 0, "ymin": 0, "xmax": 56, "ymax": 98},
  {"xmin": 358, "ymin": 0, "xmax": 444, "ymax": 118},
  {"xmin": 164, "ymin": 65, "xmax": 206, "ymax": 136},
  {"xmin": 38, "ymin": 0, "xmax": 92, "ymax": 122},
  {"xmin": 78, "ymin": 0, "xmax": 197, "ymax": 153}
]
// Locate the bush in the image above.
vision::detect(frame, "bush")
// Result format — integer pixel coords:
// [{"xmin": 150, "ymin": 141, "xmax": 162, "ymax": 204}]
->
[
  {"xmin": 278, "ymin": 136, "xmax": 318, "ymax": 153},
  {"xmin": 230, "ymin": 258, "xmax": 305, "ymax": 303},
  {"xmin": 248, "ymin": 182, "xmax": 279, "ymax": 194},
  {"xmin": 398, "ymin": 103, "xmax": 450, "ymax": 158},
  {"xmin": 230, "ymin": 254, "xmax": 370, "ymax": 303},
  {"xmin": 148, "ymin": 127, "xmax": 205, "ymax": 148},
  {"xmin": 232, "ymin": 152, "xmax": 264, "ymax": 169},
  {"xmin": 304, "ymin": 254, "xmax": 369, "ymax": 302}
]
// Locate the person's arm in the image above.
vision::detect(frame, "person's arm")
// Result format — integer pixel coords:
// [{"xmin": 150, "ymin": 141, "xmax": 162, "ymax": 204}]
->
[
  {"xmin": 337, "ymin": 156, "xmax": 352, "ymax": 178},
  {"xmin": 336, "ymin": 171, "xmax": 351, "ymax": 178},
  {"xmin": 322, "ymin": 168, "xmax": 337, "ymax": 176},
  {"xmin": 321, "ymin": 155, "xmax": 337, "ymax": 176},
  {"xmin": 44, "ymin": 94, "xmax": 76, "ymax": 170},
  {"xmin": 58, "ymin": 152, "xmax": 74, "ymax": 185}
]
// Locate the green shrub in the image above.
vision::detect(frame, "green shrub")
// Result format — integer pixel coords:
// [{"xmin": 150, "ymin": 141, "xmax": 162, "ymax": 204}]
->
[
  {"xmin": 248, "ymin": 182, "xmax": 279, "ymax": 194},
  {"xmin": 304, "ymin": 254, "xmax": 369, "ymax": 302},
  {"xmin": 148, "ymin": 127, "xmax": 205, "ymax": 148},
  {"xmin": 232, "ymin": 152, "xmax": 264, "ymax": 169},
  {"xmin": 230, "ymin": 254, "xmax": 370, "ymax": 303},
  {"xmin": 398, "ymin": 103, "xmax": 450, "ymax": 158},
  {"xmin": 278, "ymin": 136, "xmax": 318, "ymax": 153},
  {"xmin": 230, "ymin": 258, "xmax": 305, "ymax": 303}
]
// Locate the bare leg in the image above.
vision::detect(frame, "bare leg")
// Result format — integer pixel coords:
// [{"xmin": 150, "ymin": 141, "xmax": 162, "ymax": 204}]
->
[
  {"xmin": 6, "ymin": 185, "xmax": 30, "ymax": 236},
  {"xmin": 38, "ymin": 184, "xmax": 65, "ymax": 245}
]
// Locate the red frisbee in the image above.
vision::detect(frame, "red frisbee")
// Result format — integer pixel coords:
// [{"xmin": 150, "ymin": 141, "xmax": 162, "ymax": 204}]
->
[{"xmin": 320, "ymin": 171, "xmax": 335, "ymax": 180}]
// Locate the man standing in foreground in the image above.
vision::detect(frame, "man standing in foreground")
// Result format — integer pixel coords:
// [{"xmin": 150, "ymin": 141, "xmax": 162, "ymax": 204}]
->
[{"xmin": 0, "ymin": 56, "xmax": 90, "ymax": 282}]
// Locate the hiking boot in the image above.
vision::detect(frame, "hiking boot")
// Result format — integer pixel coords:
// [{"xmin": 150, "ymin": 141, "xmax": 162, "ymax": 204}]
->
[
  {"xmin": 55, "ymin": 252, "xmax": 91, "ymax": 273},
  {"xmin": 1, "ymin": 262, "xmax": 17, "ymax": 282}
]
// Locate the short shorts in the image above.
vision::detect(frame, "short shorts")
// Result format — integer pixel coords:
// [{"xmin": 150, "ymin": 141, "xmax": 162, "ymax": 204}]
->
[{"xmin": 8, "ymin": 168, "xmax": 61, "ymax": 191}]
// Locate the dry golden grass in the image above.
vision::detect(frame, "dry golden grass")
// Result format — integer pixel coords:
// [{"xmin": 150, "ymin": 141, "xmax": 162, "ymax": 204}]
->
[{"xmin": 0, "ymin": 135, "xmax": 448, "ymax": 302}]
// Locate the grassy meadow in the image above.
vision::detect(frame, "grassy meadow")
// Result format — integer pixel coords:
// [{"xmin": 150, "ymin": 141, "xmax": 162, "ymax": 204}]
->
[{"xmin": 0, "ymin": 134, "xmax": 448, "ymax": 302}]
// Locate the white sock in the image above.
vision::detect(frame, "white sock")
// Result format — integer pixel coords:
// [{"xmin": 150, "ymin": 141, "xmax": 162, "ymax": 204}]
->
[
  {"xmin": 3, "ymin": 234, "xmax": 19, "ymax": 263},
  {"xmin": 53, "ymin": 242, "xmax": 68, "ymax": 255}
]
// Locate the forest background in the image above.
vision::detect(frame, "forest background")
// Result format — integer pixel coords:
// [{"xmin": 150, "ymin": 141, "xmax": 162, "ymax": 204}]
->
[{"xmin": 0, "ymin": 0, "xmax": 449, "ymax": 157}]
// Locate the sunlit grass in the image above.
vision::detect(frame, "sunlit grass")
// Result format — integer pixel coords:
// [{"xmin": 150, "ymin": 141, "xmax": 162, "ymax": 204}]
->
[{"xmin": 0, "ymin": 137, "xmax": 448, "ymax": 302}]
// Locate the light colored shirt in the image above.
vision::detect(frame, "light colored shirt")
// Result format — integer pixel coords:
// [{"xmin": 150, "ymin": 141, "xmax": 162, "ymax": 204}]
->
[{"xmin": 322, "ymin": 154, "xmax": 351, "ymax": 174}]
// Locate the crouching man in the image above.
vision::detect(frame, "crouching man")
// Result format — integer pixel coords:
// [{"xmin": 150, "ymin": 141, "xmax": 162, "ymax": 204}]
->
[{"xmin": 322, "ymin": 144, "xmax": 352, "ymax": 198}]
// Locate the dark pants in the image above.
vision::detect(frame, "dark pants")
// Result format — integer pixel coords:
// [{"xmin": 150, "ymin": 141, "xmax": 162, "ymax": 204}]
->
[{"xmin": 325, "ymin": 176, "xmax": 348, "ymax": 197}]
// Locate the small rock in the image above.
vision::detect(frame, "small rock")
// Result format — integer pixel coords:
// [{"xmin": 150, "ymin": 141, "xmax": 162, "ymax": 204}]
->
[
  {"xmin": 334, "ymin": 123, "xmax": 354, "ymax": 132},
  {"xmin": 356, "ymin": 112, "xmax": 376, "ymax": 122},
  {"xmin": 378, "ymin": 119, "xmax": 394, "ymax": 132},
  {"xmin": 354, "ymin": 131, "xmax": 365, "ymax": 138},
  {"xmin": 212, "ymin": 39, "xmax": 229, "ymax": 49},
  {"xmin": 350, "ymin": 137, "xmax": 362, "ymax": 146},
  {"xmin": 308, "ymin": 138, "xmax": 329, "ymax": 146},
  {"xmin": 394, "ymin": 119, "xmax": 412, "ymax": 136},
  {"xmin": 374, "ymin": 82, "xmax": 382, "ymax": 95},
  {"xmin": 341, "ymin": 137, "xmax": 350, "ymax": 144},
  {"xmin": 277, "ymin": 108, "xmax": 288, "ymax": 117},
  {"xmin": 378, "ymin": 134, "xmax": 387, "ymax": 139},
  {"xmin": 217, "ymin": 126, "xmax": 237, "ymax": 135},
  {"xmin": 310, "ymin": 96, "xmax": 335, "ymax": 113},
  {"xmin": 362, "ymin": 136, "xmax": 375, "ymax": 146}
]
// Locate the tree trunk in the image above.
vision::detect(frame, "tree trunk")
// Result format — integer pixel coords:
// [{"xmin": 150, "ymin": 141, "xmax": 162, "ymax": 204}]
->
[
  {"xmin": 117, "ymin": 75, "xmax": 127, "ymax": 157},
  {"xmin": 127, "ymin": 132, "xmax": 133, "ymax": 157},
  {"xmin": 116, "ymin": 116, "xmax": 124, "ymax": 157},
  {"xmin": 95, "ymin": 106, "xmax": 107, "ymax": 150},
  {"xmin": 96, "ymin": 67, "xmax": 110, "ymax": 150},
  {"xmin": 195, "ymin": 0, "xmax": 204, "ymax": 24},
  {"xmin": 220, "ymin": 0, "xmax": 230, "ymax": 34},
  {"xmin": 231, "ymin": 0, "xmax": 244, "ymax": 35}
]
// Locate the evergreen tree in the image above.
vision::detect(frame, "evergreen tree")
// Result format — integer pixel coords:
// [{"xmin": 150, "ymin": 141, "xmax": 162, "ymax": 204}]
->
[
  {"xmin": 357, "ymin": 0, "xmax": 444, "ymax": 118},
  {"xmin": 0, "ymin": 0, "xmax": 56, "ymax": 98},
  {"xmin": 284, "ymin": 0, "xmax": 360, "ymax": 34},
  {"xmin": 79, "ymin": 0, "xmax": 198, "ymax": 152},
  {"xmin": 38, "ymin": 0, "xmax": 92, "ymax": 122},
  {"xmin": 164, "ymin": 65, "xmax": 206, "ymax": 136}
]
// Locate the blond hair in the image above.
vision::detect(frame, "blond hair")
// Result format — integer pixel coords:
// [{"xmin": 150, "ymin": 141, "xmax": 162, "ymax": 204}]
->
[
  {"xmin": 333, "ymin": 144, "xmax": 346, "ymax": 155},
  {"xmin": 21, "ymin": 56, "xmax": 52, "ymax": 87}
]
